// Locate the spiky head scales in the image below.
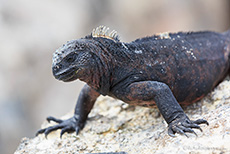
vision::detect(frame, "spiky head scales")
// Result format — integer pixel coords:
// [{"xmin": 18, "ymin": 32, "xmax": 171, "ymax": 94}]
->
[{"xmin": 52, "ymin": 40, "xmax": 86, "ymax": 66}]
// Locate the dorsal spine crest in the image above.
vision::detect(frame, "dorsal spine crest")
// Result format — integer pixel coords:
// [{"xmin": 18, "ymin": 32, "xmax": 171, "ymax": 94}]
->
[{"xmin": 92, "ymin": 25, "xmax": 120, "ymax": 42}]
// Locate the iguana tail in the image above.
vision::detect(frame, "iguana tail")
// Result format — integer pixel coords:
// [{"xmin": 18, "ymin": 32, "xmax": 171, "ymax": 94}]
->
[
  {"xmin": 224, "ymin": 29, "xmax": 230, "ymax": 39},
  {"xmin": 225, "ymin": 30, "xmax": 230, "ymax": 76}
]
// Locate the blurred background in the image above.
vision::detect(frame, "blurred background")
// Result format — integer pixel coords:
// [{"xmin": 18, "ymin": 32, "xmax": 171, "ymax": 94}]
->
[{"xmin": 0, "ymin": 0, "xmax": 229, "ymax": 153}]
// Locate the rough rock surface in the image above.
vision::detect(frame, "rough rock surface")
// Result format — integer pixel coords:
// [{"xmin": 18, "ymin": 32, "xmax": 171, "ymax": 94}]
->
[{"xmin": 15, "ymin": 79, "xmax": 230, "ymax": 154}]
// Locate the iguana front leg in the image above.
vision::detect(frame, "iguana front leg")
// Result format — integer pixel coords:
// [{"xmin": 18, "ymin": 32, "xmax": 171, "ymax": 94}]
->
[
  {"xmin": 36, "ymin": 84, "xmax": 100, "ymax": 138},
  {"xmin": 114, "ymin": 81, "xmax": 209, "ymax": 137}
]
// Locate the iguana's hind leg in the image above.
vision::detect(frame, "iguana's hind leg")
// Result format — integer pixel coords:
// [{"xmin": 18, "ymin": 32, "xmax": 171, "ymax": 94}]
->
[{"xmin": 113, "ymin": 81, "xmax": 209, "ymax": 137}]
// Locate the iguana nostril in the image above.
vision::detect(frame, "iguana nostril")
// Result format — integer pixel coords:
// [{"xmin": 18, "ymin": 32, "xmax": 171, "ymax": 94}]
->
[{"xmin": 53, "ymin": 65, "xmax": 61, "ymax": 72}]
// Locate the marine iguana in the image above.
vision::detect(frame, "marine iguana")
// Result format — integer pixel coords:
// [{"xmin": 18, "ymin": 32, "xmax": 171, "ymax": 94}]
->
[{"xmin": 36, "ymin": 26, "xmax": 230, "ymax": 138}]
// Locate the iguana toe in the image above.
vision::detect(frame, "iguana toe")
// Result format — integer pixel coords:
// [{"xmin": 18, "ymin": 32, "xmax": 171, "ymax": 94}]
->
[
  {"xmin": 168, "ymin": 115, "xmax": 208, "ymax": 137},
  {"xmin": 36, "ymin": 116, "xmax": 84, "ymax": 138}
]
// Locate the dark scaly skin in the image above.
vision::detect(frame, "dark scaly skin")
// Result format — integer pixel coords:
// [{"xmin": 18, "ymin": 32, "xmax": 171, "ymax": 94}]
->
[{"xmin": 36, "ymin": 28, "xmax": 230, "ymax": 138}]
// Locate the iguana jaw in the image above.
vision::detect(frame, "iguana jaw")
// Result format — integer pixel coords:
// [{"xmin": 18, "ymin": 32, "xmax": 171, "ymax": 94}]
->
[{"xmin": 53, "ymin": 66, "xmax": 82, "ymax": 82}]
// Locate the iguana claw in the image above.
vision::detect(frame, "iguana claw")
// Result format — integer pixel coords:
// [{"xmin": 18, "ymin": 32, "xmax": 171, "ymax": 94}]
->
[
  {"xmin": 36, "ymin": 116, "xmax": 84, "ymax": 138},
  {"xmin": 168, "ymin": 115, "xmax": 208, "ymax": 137}
]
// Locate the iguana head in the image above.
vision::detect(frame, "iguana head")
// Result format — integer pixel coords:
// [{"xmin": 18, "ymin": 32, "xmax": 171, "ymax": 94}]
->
[
  {"xmin": 52, "ymin": 39, "xmax": 95, "ymax": 82},
  {"xmin": 52, "ymin": 26, "xmax": 119, "ymax": 84}
]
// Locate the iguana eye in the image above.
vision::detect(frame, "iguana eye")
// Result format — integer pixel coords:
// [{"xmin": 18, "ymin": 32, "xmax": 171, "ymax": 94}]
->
[{"xmin": 66, "ymin": 57, "xmax": 75, "ymax": 63}]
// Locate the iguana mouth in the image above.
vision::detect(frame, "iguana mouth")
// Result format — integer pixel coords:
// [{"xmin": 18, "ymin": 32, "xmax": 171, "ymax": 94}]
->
[{"xmin": 55, "ymin": 67, "xmax": 79, "ymax": 82}]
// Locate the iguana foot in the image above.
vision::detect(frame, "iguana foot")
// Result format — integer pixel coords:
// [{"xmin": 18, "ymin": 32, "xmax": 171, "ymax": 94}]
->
[
  {"xmin": 168, "ymin": 115, "xmax": 209, "ymax": 137},
  {"xmin": 36, "ymin": 115, "xmax": 84, "ymax": 138}
]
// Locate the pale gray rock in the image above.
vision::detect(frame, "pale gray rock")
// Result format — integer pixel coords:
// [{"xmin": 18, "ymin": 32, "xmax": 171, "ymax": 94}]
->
[{"xmin": 15, "ymin": 79, "xmax": 230, "ymax": 154}]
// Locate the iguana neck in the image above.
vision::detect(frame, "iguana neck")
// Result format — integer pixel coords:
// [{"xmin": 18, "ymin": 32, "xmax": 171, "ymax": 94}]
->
[{"xmin": 79, "ymin": 39, "xmax": 115, "ymax": 95}]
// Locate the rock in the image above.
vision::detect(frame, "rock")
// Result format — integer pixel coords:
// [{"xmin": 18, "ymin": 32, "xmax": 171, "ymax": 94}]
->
[{"xmin": 15, "ymin": 79, "xmax": 230, "ymax": 154}]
